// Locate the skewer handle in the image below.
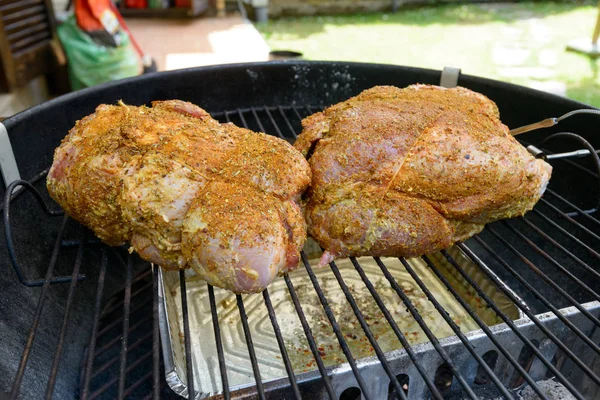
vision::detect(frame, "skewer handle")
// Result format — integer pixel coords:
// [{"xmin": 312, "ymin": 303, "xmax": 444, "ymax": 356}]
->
[{"xmin": 510, "ymin": 118, "xmax": 557, "ymax": 136}]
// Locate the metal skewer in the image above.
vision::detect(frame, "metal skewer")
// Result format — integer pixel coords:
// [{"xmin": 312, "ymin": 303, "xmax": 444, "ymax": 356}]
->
[
  {"xmin": 527, "ymin": 145, "xmax": 600, "ymax": 160},
  {"xmin": 510, "ymin": 108, "xmax": 600, "ymax": 136}
]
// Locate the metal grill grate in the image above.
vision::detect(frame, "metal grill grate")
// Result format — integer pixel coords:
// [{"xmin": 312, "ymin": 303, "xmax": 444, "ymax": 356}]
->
[{"xmin": 3, "ymin": 104, "xmax": 600, "ymax": 400}]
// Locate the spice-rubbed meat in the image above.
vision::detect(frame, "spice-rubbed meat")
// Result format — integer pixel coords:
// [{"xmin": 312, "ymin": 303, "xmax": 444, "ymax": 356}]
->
[
  {"xmin": 47, "ymin": 100, "xmax": 311, "ymax": 293},
  {"xmin": 294, "ymin": 85, "xmax": 552, "ymax": 266}
]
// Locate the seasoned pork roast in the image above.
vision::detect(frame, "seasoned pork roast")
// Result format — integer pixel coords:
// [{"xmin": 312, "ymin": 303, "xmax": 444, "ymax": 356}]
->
[
  {"xmin": 294, "ymin": 85, "xmax": 552, "ymax": 266},
  {"xmin": 47, "ymin": 100, "xmax": 311, "ymax": 293}
]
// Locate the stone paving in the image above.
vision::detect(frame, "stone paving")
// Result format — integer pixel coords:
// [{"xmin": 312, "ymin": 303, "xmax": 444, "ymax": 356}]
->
[
  {"xmin": 126, "ymin": 15, "xmax": 271, "ymax": 71},
  {"xmin": 492, "ymin": 17, "xmax": 566, "ymax": 96}
]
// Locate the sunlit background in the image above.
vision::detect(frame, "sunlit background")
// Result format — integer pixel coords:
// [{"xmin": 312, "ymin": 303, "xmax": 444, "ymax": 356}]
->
[
  {"xmin": 258, "ymin": 3, "xmax": 600, "ymax": 107},
  {"xmin": 0, "ymin": 0, "xmax": 598, "ymax": 115}
]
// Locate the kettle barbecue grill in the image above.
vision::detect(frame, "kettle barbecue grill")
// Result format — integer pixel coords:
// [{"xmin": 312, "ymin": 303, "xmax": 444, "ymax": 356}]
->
[{"xmin": 0, "ymin": 61, "xmax": 599, "ymax": 400}]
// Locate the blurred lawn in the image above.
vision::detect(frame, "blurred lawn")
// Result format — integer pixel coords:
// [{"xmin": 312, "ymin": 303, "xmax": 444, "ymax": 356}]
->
[{"xmin": 257, "ymin": 2, "xmax": 600, "ymax": 107}]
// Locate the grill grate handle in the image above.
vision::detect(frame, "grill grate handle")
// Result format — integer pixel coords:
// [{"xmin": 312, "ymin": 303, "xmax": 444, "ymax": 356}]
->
[{"xmin": 3, "ymin": 179, "xmax": 86, "ymax": 287}]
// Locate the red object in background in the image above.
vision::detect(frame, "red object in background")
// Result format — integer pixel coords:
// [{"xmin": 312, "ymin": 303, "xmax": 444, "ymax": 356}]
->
[
  {"xmin": 75, "ymin": 0, "xmax": 108, "ymax": 32},
  {"xmin": 175, "ymin": 0, "xmax": 191, "ymax": 7},
  {"xmin": 74, "ymin": 0, "xmax": 145, "ymax": 58},
  {"xmin": 125, "ymin": 0, "xmax": 148, "ymax": 8}
]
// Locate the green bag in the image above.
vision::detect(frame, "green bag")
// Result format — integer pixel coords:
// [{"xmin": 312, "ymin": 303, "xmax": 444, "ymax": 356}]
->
[{"xmin": 57, "ymin": 16, "xmax": 140, "ymax": 91}]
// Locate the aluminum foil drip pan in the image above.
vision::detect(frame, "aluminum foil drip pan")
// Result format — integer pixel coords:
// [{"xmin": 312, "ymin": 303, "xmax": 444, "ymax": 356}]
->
[{"xmin": 158, "ymin": 246, "xmax": 525, "ymax": 399}]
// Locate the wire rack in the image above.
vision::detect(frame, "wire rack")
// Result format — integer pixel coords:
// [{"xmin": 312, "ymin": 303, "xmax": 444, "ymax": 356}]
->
[{"xmin": 3, "ymin": 104, "xmax": 600, "ymax": 400}]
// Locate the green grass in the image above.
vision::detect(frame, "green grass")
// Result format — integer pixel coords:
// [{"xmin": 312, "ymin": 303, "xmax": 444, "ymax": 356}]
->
[{"xmin": 257, "ymin": 2, "xmax": 600, "ymax": 107}]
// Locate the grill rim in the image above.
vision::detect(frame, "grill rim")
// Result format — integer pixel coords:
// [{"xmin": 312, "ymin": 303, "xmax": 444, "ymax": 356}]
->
[{"xmin": 3, "ymin": 60, "xmax": 597, "ymax": 137}]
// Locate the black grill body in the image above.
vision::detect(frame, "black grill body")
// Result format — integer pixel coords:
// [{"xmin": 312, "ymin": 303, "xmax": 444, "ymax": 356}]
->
[{"xmin": 0, "ymin": 62, "xmax": 599, "ymax": 400}]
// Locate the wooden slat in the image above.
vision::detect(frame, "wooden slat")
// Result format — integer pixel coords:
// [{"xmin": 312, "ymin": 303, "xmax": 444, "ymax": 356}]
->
[
  {"xmin": 1, "ymin": 5, "xmax": 45, "ymax": 23},
  {"xmin": 4, "ymin": 14, "xmax": 46, "ymax": 32},
  {"xmin": 0, "ymin": 0, "xmax": 42, "ymax": 13},
  {"xmin": 12, "ymin": 37, "xmax": 51, "ymax": 61},
  {"xmin": 0, "ymin": 2, "xmax": 14, "ymax": 91},
  {"xmin": 0, "ymin": 0, "xmax": 63, "ymax": 91},
  {"xmin": 6, "ymin": 21, "xmax": 47, "ymax": 42},
  {"xmin": 9, "ymin": 30, "xmax": 49, "ymax": 52}
]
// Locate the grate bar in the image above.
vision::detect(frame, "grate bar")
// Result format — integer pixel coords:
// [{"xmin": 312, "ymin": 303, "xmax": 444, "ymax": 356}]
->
[
  {"xmin": 117, "ymin": 255, "xmax": 134, "ymax": 399},
  {"xmin": 214, "ymin": 105, "xmax": 316, "ymax": 117},
  {"xmin": 179, "ymin": 271, "xmax": 195, "ymax": 399},
  {"xmin": 262, "ymin": 289, "xmax": 302, "ymax": 400},
  {"xmin": 300, "ymin": 252, "xmax": 372, "ymax": 399},
  {"xmin": 303, "ymin": 106, "xmax": 314, "ymax": 119},
  {"xmin": 95, "ymin": 287, "xmax": 154, "ymax": 338},
  {"xmin": 529, "ymin": 209, "xmax": 600, "ymax": 260},
  {"xmin": 283, "ymin": 273, "xmax": 336, "ymax": 400},
  {"xmin": 292, "ymin": 107, "xmax": 305, "ymax": 125},
  {"xmin": 94, "ymin": 314, "xmax": 153, "ymax": 357},
  {"xmin": 546, "ymin": 188, "xmax": 600, "ymax": 223},
  {"xmin": 251, "ymin": 107, "xmax": 267, "ymax": 135},
  {"xmin": 328, "ymin": 259, "xmax": 408, "ymax": 400},
  {"xmin": 376, "ymin": 257, "xmax": 478, "ymax": 400},
  {"xmin": 152, "ymin": 266, "xmax": 160, "ymax": 400},
  {"xmin": 100, "ymin": 277, "xmax": 152, "ymax": 317},
  {"xmin": 349, "ymin": 257, "xmax": 443, "ymax": 400},
  {"xmin": 521, "ymin": 215, "xmax": 600, "ymax": 274},
  {"xmin": 91, "ymin": 331, "xmax": 153, "ymax": 380},
  {"xmin": 507, "ymin": 220, "xmax": 600, "ymax": 302},
  {"xmin": 208, "ymin": 284, "xmax": 230, "ymax": 399},
  {"xmin": 541, "ymin": 132, "xmax": 600, "ymax": 213},
  {"xmin": 61, "ymin": 238, "xmax": 101, "ymax": 247},
  {"xmin": 488, "ymin": 226, "xmax": 600, "ymax": 329},
  {"xmin": 264, "ymin": 107, "xmax": 285, "ymax": 139},
  {"xmin": 81, "ymin": 250, "xmax": 108, "ymax": 400},
  {"xmin": 409, "ymin": 255, "xmax": 516, "ymax": 399},
  {"xmin": 277, "ymin": 106, "xmax": 299, "ymax": 139},
  {"xmin": 45, "ymin": 229, "xmax": 86, "ymax": 399},
  {"xmin": 539, "ymin": 198, "xmax": 600, "ymax": 242},
  {"xmin": 112, "ymin": 252, "xmax": 130, "ymax": 270},
  {"xmin": 460, "ymin": 242, "xmax": 590, "ymax": 399},
  {"xmin": 550, "ymin": 150, "xmax": 599, "ymax": 177},
  {"xmin": 143, "ymin": 381, "xmax": 167, "ymax": 400},
  {"xmin": 236, "ymin": 108, "xmax": 249, "ymax": 129},
  {"xmin": 123, "ymin": 370, "xmax": 153, "ymax": 399},
  {"xmin": 101, "ymin": 262, "xmax": 150, "ymax": 289},
  {"xmin": 236, "ymin": 294, "xmax": 266, "ymax": 400},
  {"xmin": 8, "ymin": 215, "xmax": 69, "ymax": 398},
  {"xmin": 438, "ymin": 250, "xmax": 550, "ymax": 400},
  {"xmin": 476, "ymin": 233, "xmax": 600, "ymax": 384},
  {"xmin": 89, "ymin": 350, "xmax": 153, "ymax": 399},
  {"xmin": 132, "ymin": 267, "xmax": 154, "ymax": 284}
]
